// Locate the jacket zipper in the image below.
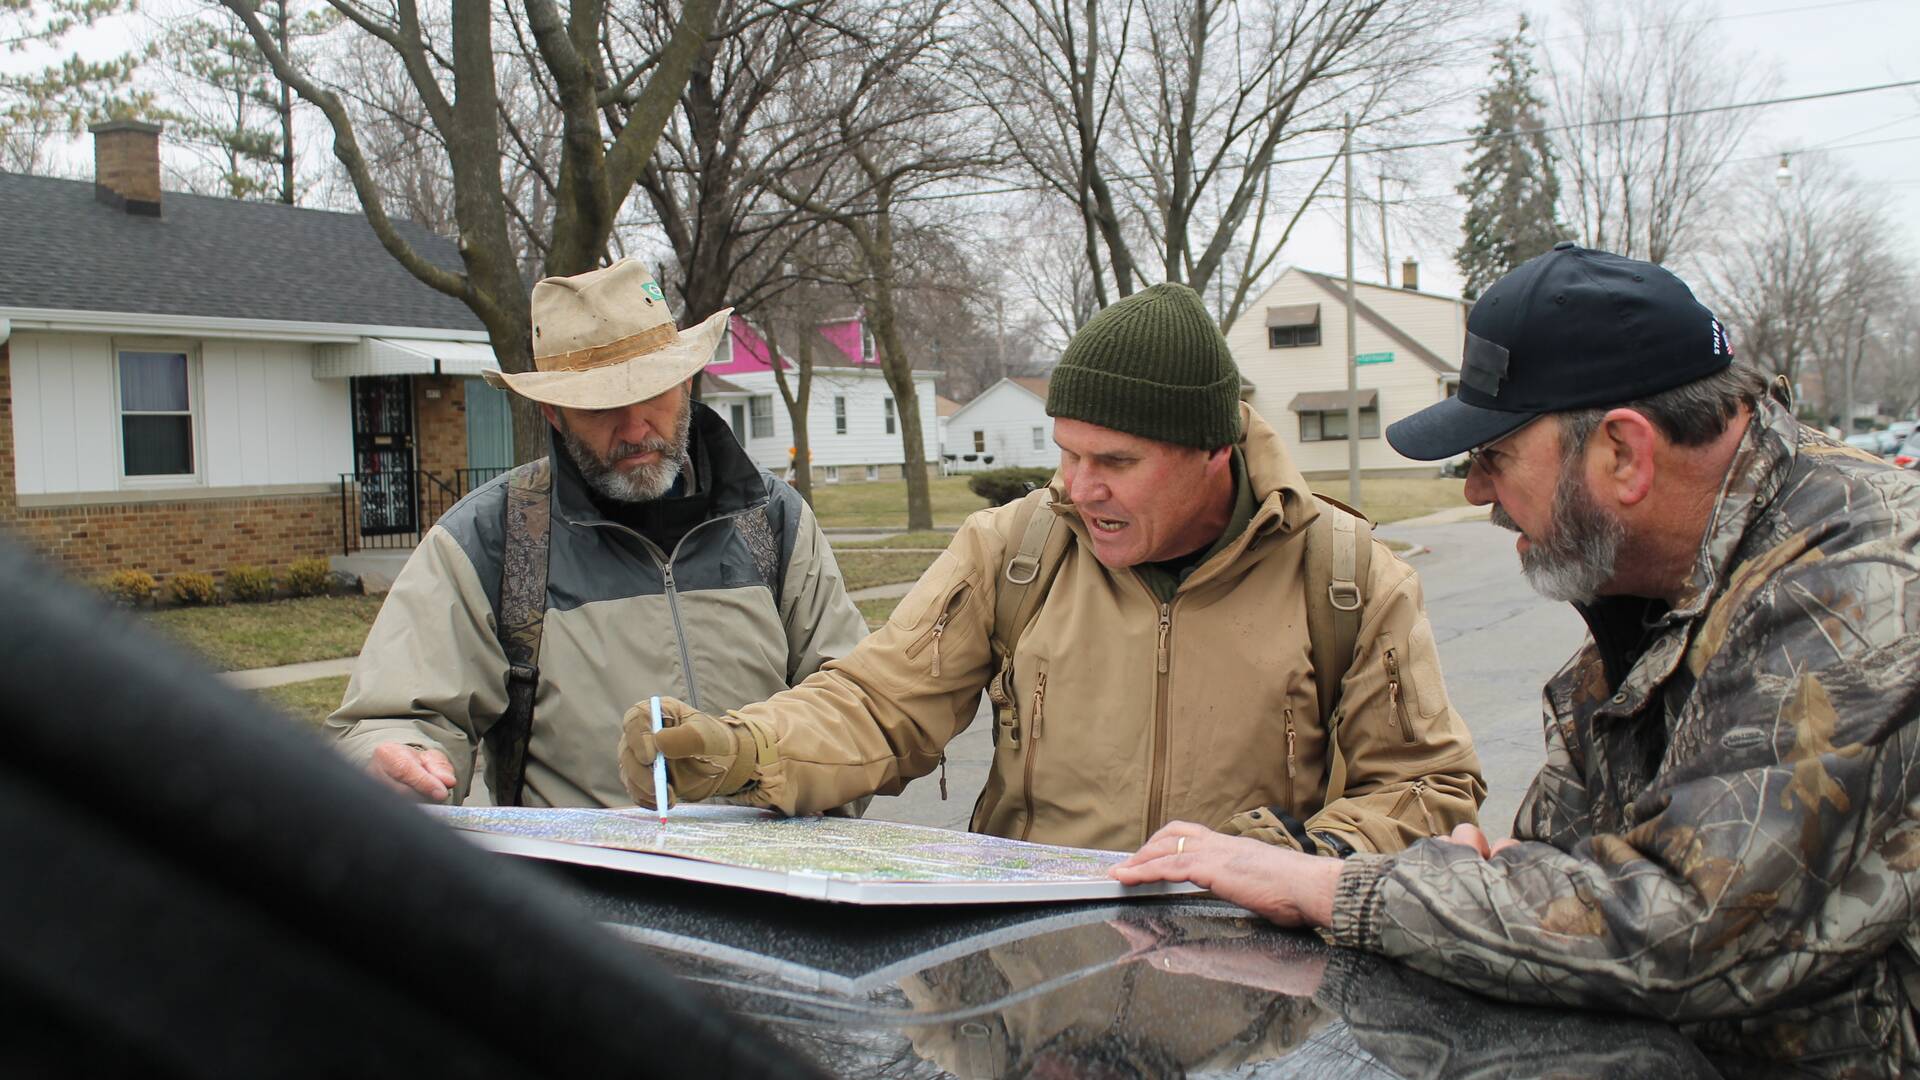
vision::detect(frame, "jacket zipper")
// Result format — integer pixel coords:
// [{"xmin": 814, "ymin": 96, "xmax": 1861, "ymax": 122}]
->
[
  {"xmin": 1388, "ymin": 780, "xmax": 1441, "ymax": 835},
  {"xmin": 1284, "ymin": 707, "xmax": 1298, "ymax": 782},
  {"xmin": 1019, "ymin": 662, "xmax": 1048, "ymax": 840},
  {"xmin": 1384, "ymin": 648, "xmax": 1415, "ymax": 744},
  {"xmin": 1146, "ymin": 602, "xmax": 1173, "ymax": 836},
  {"xmin": 904, "ymin": 582, "xmax": 973, "ymax": 672}
]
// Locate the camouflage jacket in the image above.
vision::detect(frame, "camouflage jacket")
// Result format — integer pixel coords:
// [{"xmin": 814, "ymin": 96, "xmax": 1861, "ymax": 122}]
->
[{"xmin": 1328, "ymin": 395, "xmax": 1920, "ymax": 1078}]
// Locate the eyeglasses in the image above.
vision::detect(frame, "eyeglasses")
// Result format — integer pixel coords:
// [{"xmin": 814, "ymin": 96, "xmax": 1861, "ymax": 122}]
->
[{"xmin": 1463, "ymin": 418, "xmax": 1542, "ymax": 479}]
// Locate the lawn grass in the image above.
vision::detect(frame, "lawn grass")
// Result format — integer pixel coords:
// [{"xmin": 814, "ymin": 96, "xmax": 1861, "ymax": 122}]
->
[
  {"xmin": 809, "ymin": 476, "xmax": 989, "ymax": 529},
  {"xmin": 837, "ymin": 550, "xmax": 942, "ymax": 592},
  {"xmin": 140, "ymin": 595, "xmax": 384, "ymax": 671},
  {"xmin": 254, "ymin": 674, "xmax": 350, "ymax": 727},
  {"xmin": 855, "ymin": 596, "xmax": 900, "ymax": 630},
  {"xmin": 1310, "ymin": 477, "xmax": 1471, "ymax": 526},
  {"xmin": 837, "ymin": 530, "xmax": 955, "ymax": 550}
]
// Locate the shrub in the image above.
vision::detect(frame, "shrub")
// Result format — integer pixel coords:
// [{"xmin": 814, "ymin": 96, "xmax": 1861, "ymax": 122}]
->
[
  {"xmin": 225, "ymin": 564, "xmax": 276, "ymax": 602},
  {"xmin": 967, "ymin": 466, "xmax": 1056, "ymax": 507},
  {"xmin": 166, "ymin": 571, "xmax": 220, "ymax": 607},
  {"xmin": 283, "ymin": 557, "xmax": 334, "ymax": 598},
  {"xmin": 101, "ymin": 568, "xmax": 156, "ymax": 607}
]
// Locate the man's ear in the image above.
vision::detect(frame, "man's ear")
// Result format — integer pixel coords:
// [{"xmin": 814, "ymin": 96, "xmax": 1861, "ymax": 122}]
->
[
  {"xmin": 1595, "ymin": 408, "xmax": 1657, "ymax": 507},
  {"xmin": 539, "ymin": 403, "xmax": 562, "ymax": 430}
]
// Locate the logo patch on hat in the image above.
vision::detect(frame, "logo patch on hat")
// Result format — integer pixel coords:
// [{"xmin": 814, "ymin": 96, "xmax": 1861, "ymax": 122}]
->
[
  {"xmin": 1710, "ymin": 317, "xmax": 1732, "ymax": 357},
  {"xmin": 642, "ymin": 281, "xmax": 666, "ymax": 303},
  {"xmin": 1461, "ymin": 330, "xmax": 1510, "ymax": 397}
]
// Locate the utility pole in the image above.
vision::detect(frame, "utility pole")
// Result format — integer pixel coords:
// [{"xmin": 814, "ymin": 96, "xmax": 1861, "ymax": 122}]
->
[
  {"xmin": 1378, "ymin": 173, "xmax": 1390, "ymax": 286},
  {"xmin": 1343, "ymin": 114, "xmax": 1361, "ymax": 509}
]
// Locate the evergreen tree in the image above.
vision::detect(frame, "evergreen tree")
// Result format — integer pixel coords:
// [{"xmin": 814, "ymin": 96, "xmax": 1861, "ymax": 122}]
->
[
  {"xmin": 2, "ymin": 1, "xmax": 150, "ymax": 172},
  {"xmin": 1455, "ymin": 18, "xmax": 1563, "ymax": 300}
]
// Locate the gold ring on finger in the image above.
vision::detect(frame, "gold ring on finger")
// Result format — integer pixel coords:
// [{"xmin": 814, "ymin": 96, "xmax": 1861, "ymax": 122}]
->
[{"xmin": 1176, "ymin": 836, "xmax": 1186, "ymax": 855}]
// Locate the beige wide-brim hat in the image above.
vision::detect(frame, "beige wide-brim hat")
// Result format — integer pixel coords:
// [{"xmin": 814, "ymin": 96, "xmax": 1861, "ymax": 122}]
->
[{"xmin": 482, "ymin": 258, "xmax": 733, "ymax": 410}]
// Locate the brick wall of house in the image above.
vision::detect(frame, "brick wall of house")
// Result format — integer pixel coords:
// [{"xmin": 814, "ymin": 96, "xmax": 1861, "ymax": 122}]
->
[
  {"xmin": 414, "ymin": 374, "xmax": 469, "ymax": 489},
  {"xmin": 1, "ymin": 340, "xmax": 341, "ymax": 582}
]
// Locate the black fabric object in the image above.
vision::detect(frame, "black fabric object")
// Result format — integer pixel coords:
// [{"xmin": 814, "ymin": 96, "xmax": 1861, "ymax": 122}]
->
[
  {"xmin": 1387, "ymin": 242, "xmax": 1735, "ymax": 460},
  {"xmin": 0, "ymin": 537, "xmax": 820, "ymax": 1080}
]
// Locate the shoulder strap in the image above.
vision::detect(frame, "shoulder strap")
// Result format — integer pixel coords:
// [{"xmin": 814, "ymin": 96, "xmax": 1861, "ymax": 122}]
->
[
  {"xmin": 1303, "ymin": 494, "xmax": 1372, "ymax": 802},
  {"xmin": 983, "ymin": 490, "xmax": 1072, "ymax": 752},
  {"xmin": 484, "ymin": 458, "xmax": 553, "ymax": 807}
]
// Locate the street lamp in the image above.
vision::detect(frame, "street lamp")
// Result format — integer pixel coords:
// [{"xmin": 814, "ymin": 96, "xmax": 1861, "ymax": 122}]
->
[{"xmin": 1775, "ymin": 153, "xmax": 1792, "ymax": 190}]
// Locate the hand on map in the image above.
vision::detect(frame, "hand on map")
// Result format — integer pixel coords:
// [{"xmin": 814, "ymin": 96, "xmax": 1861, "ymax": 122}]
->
[
  {"xmin": 368, "ymin": 743, "xmax": 457, "ymax": 803},
  {"xmin": 1111, "ymin": 821, "xmax": 1342, "ymax": 929},
  {"xmin": 617, "ymin": 697, "xmax": 759, "ymax": 805}
]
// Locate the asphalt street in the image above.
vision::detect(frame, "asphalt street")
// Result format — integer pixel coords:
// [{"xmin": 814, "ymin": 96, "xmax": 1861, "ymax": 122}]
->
[{"xmin": 865, "ymin": 514, "xmax": 1589, "ymax": 840}]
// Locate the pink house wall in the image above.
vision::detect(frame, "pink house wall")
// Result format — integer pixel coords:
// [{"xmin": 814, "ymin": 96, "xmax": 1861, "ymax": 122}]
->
[{"xmin": 711, "ymin": 314, "xmax": 871, "ymax": 375}]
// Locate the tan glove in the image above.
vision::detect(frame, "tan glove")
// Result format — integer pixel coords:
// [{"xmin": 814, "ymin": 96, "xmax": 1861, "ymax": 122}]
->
[{"xmin": 617, "ymin": 697, "xmax": 775, "ymax": 806}]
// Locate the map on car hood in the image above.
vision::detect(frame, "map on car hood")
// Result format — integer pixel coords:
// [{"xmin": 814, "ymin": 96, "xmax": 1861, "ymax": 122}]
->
[{"xmin": 427, "ymin": 804, "xmax": 1202, "ymax": 905}]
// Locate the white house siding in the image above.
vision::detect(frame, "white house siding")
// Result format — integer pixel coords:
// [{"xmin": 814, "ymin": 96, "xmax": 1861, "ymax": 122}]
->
[
  {"xmin": 944, "ymin": 381, "xmax": 1057, "ymax": 471},
  {"xmin": 9, "ymin": 330, "xmax": 350, "ymax": 497},
  {"xmin": 712, "ymin": 368, "xmax": 940, "ymax": 475},
  {"xmin": 1228, "ymin": 271, "xmax": 1465, "ymax": 476}
]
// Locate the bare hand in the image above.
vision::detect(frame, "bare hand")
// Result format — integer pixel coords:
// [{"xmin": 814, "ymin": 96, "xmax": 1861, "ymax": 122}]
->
[
  {"xmin": 1441, "ymin": 823, "xmax": 1520, "ymax": 859},
  {"xmin": 1110, "ymin": 821, "xmax": 1344, "ymax": 928},
  {"xmin": 368, "ymin": 743, "xmax": 457, "ymax": 803}
]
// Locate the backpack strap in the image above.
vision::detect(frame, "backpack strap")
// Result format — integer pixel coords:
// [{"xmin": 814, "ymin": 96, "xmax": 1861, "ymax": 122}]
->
[
  {"xmin": 985, "ymin": 490, "xmax": 1071, "ymax": 750},
  {"xmin": 484, "ymin": 459, "xmax": 553, "ymax": 807},
  {"xmin": 1303, "ymin": 494, "xmax": 1371, "ymax": 802}
]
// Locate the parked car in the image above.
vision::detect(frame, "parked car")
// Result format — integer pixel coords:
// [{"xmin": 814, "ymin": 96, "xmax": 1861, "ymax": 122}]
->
[
  {"xmin": 1844, "ymin": 431, "xmax": 1898, "ymax": 457},
  {"xmin": 1895, "ymin": 434, "xmax": 1920, "ymax": 471},
  {"xmin": 1889, "ymin": 420, "xmax": 1916, "ymax": 445}
]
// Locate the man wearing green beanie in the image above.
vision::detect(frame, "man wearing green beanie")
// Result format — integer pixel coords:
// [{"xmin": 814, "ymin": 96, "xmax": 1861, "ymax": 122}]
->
[{"xmin": 618, "ymin": 283, "xmax": 1485, "ymax": 856}]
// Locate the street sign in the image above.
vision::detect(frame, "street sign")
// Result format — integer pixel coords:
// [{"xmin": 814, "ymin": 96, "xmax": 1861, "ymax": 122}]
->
[{"xmin": 1354, "ymin": 351, "xmax": 1394, "ymax": 365}]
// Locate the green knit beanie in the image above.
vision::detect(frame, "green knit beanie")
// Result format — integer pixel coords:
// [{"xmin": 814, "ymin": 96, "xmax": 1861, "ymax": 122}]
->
[{"xmin": 1046, "ymin": 283, "xmax": 1242, "ymax": 449}]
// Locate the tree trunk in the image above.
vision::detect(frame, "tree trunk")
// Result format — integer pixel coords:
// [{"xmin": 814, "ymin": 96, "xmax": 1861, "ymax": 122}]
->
[
  {"xmin": 767, "ymin": 318, "xmax": 815, "ymax": 506},
  {"xmin": 860, "ymin": 227, "xmax": 932, "ymax": 530}
]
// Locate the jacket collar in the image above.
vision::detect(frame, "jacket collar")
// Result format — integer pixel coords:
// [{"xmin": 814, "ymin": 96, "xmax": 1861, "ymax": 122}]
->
[{"xmin": 548, "ymin": 401, "xmax": 768, "ymax": 527}]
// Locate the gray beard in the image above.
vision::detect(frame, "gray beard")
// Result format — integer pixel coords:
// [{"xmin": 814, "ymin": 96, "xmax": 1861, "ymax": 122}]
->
[
  {"xmin": 558, "ymin": 399, "xmax": 693, "ymax": 504},
  {"xmin": 1490, "ymin": 463, "xmax": 1626, "ymax": 605}
]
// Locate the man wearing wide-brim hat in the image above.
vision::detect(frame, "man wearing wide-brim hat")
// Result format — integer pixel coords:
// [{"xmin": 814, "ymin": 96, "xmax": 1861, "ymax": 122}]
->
[{"xmin": 327, "ymin": 259, "xmax": 867, "ymax": 809}]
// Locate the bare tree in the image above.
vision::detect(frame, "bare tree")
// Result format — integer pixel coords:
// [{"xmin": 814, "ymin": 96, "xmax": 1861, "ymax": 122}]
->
[
  {"xmin": 1545, "ymin": 0, "xmax": 1777, "ymax": 266},
  {"xmin": 1701, "ymin": 153, "xmax": 1902, "ymax": 422},
  {"xmin": 769, "ymin": 0, "xmax": 1001, "ymax": 530},
  {"xmin": 965, "ymin": 0, "xmax": 1472, "ymax": 325},
  {"xmin": 218, "ymin": 0, "xmax": 721, "ymax": 462}
]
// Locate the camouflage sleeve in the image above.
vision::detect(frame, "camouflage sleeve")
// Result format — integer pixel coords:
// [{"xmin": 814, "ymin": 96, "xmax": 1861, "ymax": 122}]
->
[
  {"xmin": 1328, "ymin": 555, "xmax": 1920, "ymax": 1021},
  {"xmin": 1509, "ymin": 682, "xmax": 1593, "ymax": 845}
]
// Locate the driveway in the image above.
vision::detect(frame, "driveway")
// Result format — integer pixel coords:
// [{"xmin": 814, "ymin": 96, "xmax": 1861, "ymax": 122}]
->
[{"xmin": 867, "ymin": 515, "xmax": 1587, "ymax": 840}]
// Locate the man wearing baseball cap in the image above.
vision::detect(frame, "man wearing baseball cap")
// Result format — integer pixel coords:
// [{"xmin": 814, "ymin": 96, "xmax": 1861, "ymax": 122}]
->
[
  {"xmin": 1115, "ymin": 244, "xmax": 1920, "ymax": 1075},
  {"xmin": 328, "ymin": 259, "xmax": 866, "ymax": 808}
]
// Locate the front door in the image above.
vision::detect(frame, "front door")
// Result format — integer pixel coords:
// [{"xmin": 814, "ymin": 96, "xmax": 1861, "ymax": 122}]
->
[
  {"xmin": 351, "ymin": 375, "xmax": 416, "ymax": 536},
  {"xmin": 730, "ymin": 402, "xmax": 747, "ymax": 442}
]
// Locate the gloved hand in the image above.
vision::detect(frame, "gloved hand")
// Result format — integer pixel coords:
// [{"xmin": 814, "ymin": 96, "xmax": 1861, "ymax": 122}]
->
[{"xmin": 617, "ymin": 697, "xmax": 773, "ymax": 806}]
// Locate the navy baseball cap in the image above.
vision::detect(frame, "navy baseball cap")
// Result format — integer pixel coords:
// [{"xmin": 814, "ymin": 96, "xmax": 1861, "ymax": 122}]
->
[{"xmin": 1386, "ymin": 242, "xmax": 1734, "ymax": 461}]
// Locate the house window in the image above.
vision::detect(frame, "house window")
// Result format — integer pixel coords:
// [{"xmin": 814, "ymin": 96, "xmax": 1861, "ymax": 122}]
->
[
  {"xmin": 1268, "ymin": 324, "xmax": 1321, "ymax": 348},
  {"xmin": 835, "ymin": 396, "xmax": 848, "ymax": 435},
  {"xmin": 1299, "ymin": 407, "xmax": 1381, "ymax": 442},
  {"xmin": 749, "ymin": 395, "xmax": 774, "ymax": 438},
  {"xmin": 883, "ymin": 397, "xmax": 896, "ymax": 435},
  {"xmin": 118, "ymin": 349, "xmax": 196, "ymax": 477},
  {"xmin": 825, "ymin": 465, "xmax": 840, "ymax": 483},
  {"xmin": 1031, "ymin": 426, "xmax": 1045, "ymax": 450},
  {"xmin": 865, "ymin": 464, "xmax": 879, "ymax": 481},
  {"xmin": 972, "ymin": 430, "xmax": 985, "ymax": 453},
  {"xmin": 861, "ymin": 324, "xmax": 876, "ymax": 362}
]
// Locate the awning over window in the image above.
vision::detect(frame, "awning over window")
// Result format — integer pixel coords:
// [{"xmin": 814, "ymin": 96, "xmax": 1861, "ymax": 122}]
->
[
  {"xmin": 1266, "ymin": 302, "xmax": 1321, "ymax": 329},
  {"xmin": 1287, "ymin": 388, "xmax": 1378, "ymax": 413},
  {"xmin": 312, "ymin": 337, "xmax": 498, "ymax": 378}
]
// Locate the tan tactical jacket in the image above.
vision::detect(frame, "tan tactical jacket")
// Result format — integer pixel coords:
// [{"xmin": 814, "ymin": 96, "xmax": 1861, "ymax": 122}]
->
[
  {"xmin": 326, "ymin": 405, "xmax": 868, "ymax": 807},
  {"xmin": 721, "ymin": 405, "xmax": 1484, "ymax": 852},
  {"xmin": 1329, "ymin": 396, "xmax": 1920, "ymax": 1078}
]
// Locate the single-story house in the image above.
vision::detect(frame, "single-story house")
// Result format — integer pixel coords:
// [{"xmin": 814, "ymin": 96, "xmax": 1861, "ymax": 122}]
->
[
  {"xmin": 1226, "ymin": 261, "xmax": 1464, "ymax": 477},
  {"xmin": 0, "ymin": 120, "xmax": 515, "ymax": 584},
  {"xmin": 702, "ymin": 312, "xmax": 940, "ymax": 484},
  {"xmin": 942, "ymin": 377, "xmax": 1057, "ymax": 472}
]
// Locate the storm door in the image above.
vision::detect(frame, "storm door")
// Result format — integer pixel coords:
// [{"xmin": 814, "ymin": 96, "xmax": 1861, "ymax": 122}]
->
[{"xmin": 351, "ymin": 375, "xmax": 417, "ymax": 536}]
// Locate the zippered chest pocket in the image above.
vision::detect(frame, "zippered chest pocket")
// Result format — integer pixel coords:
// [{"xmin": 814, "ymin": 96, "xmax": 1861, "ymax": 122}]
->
[{"xmin": 904, "ymin": 580, "xmax": 975, "ymax": 678}]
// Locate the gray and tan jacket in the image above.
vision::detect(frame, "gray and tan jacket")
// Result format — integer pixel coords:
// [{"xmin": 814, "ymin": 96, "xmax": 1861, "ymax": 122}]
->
[
  {"xmin": 1330, "ymin": 395, "xmax": 1920, "ymax": 1078},
  {"xmin": 326, "ymin": 404, "xmax": 867, "ymax": 808},
  {"xmin": 713, "ymin": 405, "xmax": 1484, "ymax": 852}
]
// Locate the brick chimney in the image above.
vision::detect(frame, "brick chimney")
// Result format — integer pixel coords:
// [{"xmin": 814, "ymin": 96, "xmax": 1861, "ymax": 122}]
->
[
  {"xmin": 1400, "ymin": 257, "xmax": 1419, "ymax": 291},
  {"xmin": 89, "ymin": 119, "xmax": 163, "ymax": 217}
]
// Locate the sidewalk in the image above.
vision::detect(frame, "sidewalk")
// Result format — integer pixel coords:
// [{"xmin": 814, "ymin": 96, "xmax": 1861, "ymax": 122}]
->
[{"xmin": 220, "ymin": 656, "xmax": 356, "ymax": 690}]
